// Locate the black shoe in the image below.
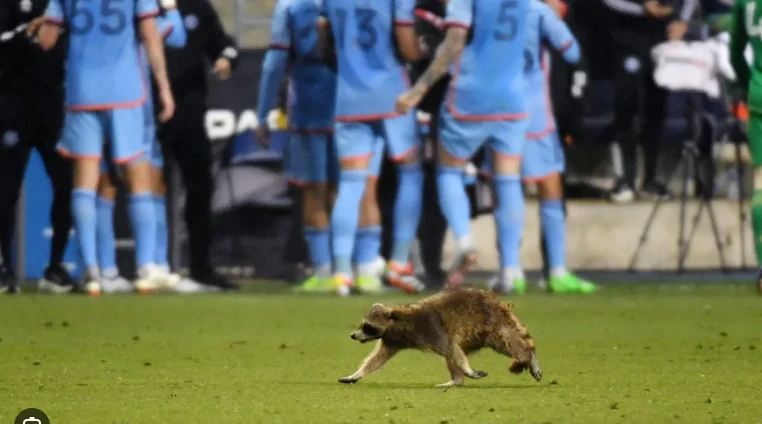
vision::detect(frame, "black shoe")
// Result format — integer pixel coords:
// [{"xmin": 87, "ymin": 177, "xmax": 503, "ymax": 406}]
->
[
  {"xmin": 641, "ymin": 181, "xmax": 670, "ymax": 200},
  {"xmin": 38, "ymin": 264, "xmax": 76, "ymax": 294},
  {"xmin": 0, "ymin": 265, "xmax": 20, "ymax": 294},
  {"xmin": 610, "ymin": 179, "xmax": 635, "ymax": 203},
  {"xmin": 191, "ymin": 269, "xmax": 240, "ymax": 292},
  {"xmin": 757, "ymin": 267, "xmax": 762, "ymax": 294}
]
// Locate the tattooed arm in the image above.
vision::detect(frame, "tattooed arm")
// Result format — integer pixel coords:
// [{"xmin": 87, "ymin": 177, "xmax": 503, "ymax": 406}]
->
[{"xmin": 395, "ymin": 26, "xmax": 466, "ymax": 113}]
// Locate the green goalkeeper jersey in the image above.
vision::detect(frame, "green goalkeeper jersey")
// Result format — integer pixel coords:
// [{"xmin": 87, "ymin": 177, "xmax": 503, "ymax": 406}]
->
[{"xmin": 731, "ymin": 0, "xmax": 762, "ymax": 112}]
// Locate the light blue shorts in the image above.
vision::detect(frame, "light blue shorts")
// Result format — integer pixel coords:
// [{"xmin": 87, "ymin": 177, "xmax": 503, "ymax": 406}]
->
[
  {"xmin": 58, "ymin": 106, "xmax": 145, "ymax": 164},
  {"xmin": 334, "ymin": 112, "xmax": 419, "ymax": 165},
  {"xmin": 439, "ymin": 107, "xmax": 528, "ymax": 161},
  {"xmin": 481, "ymin": 131, "xmax": 565, "ymax": 181}
]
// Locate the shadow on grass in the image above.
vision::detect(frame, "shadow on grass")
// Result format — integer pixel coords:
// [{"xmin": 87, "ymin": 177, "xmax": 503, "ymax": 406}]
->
[{"xmin": 287, "ymin": 380, "xmax": 548, "ymax": 390}]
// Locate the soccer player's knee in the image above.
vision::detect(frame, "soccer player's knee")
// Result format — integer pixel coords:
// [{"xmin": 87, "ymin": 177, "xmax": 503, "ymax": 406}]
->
[
  {"xmin": 493, "ymin": 155, "xmax": 521, "ymax": 176},
  {"xmin": 754, "ymin": 166, "xmax": 762, "ymax": 189}
]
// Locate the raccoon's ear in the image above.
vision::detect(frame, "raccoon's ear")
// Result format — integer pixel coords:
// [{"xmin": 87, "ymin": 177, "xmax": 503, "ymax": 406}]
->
[{"xmin": 372, "ymin": 303, "xmax": 385, "ymax": 309}]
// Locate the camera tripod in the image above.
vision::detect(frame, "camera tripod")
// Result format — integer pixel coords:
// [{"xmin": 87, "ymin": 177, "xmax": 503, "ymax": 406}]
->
[{"xmin": 628, "ymin": 97, "xmax": 728, "ymax": 274}]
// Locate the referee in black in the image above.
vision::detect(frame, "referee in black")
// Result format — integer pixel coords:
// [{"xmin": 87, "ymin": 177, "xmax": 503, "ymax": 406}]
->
[
  {"xmin": 579, "ymin": 0, "xmax": 696, "ymax": 201},
  {"xmin": 0, "ymin": 0, "xmax": 73, "ymax": 294},
  {"xmin": 159, "ymin": 0, "xmax": 239, "ymax": 290}
]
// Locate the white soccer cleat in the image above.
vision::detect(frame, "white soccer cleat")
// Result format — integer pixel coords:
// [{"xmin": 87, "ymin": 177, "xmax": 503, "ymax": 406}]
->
[
  {"xmin": 84, "ymin": 280, "xmax": 102, "ymax": 297},
  {"xmin": 172, "ymin": 278, "xmax": 209, "ymax": 294},
  {"xmin": 134, "ymin": 265, "xmax": 166, "ymax": 294},
  {"xmin": 100, "ymin": 275, "xmax": 134, "ymax": 294}
]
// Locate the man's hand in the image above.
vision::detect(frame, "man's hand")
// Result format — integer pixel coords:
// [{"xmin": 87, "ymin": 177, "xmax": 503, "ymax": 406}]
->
[
  {"xmin": 26, "ymin": 17, "xmax": 44, "ymax": 37},
  {"xmin": 256, "ymin": 125, "xmax": 271, "ymax": 148},
  {"xmin": 395, "ymin": 90, "xmax": 423, "ymax": 115},
  {"xmin": 212, "ymin": 57, "xmax": 232, "ymax": 80},
  {"xmin": 157, "ymin": 87, "xmax": 175, "ymax": 122},
  {"xmin": 644, "ymin": 0, "xmax": 673, "ymax": 19},
  {"xmin": 668, "ymin": 20, "xmax": 688, "ymax": 40}
]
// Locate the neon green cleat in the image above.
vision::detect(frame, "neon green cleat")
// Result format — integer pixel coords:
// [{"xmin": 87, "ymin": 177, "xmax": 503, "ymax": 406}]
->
[
  {"xmin": 549, "ymin": 272, "xmax": 597, "ymax": 294},
  {"xmin": 330, "ymin": 274, "xmax": 352, "ymax": 297},
  {"xmin": 293, "ymin": 275, "xmax": 331, "ymax": 293},
  {"xmin": 356, "ymin": 275, "xmax": 385, "ymax": 294},
  {"xmin": 512, "ymin": 276, "xmax": 528, "ymax": 295}
]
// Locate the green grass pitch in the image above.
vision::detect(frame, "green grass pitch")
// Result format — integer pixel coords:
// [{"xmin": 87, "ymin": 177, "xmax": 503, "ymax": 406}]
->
[{"xmin": 0, "ymin": 283, "xmax": 760, "ymax": 423}]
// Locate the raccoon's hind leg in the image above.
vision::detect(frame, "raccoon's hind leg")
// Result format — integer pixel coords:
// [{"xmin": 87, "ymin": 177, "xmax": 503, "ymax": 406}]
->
[
  {"xmin": 440, "ymin": 343, "xmax": 488, "ymax": 381},
  {"xmin": 489, "ymin": 327, "xmax": 542, "ymax": 382},
  {"xmin": 339, "ymin": 341, "xmax": 399, "ymax": 384},
  {"xmin": 435, "ymin": 360, "xmax": 466, "ymax": 388}
]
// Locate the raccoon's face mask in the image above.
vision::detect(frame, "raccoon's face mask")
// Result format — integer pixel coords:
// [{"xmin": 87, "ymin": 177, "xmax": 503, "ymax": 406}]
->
[{"xmin": 350, "ymin": 303, "xmax": 393, "ymax": 343}]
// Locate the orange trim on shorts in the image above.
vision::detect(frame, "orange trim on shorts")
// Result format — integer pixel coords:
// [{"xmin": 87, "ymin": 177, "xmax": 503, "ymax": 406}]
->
[
  {"xmin": 43, "ymin": 17, "xmax": 63, "ymax": 25},
  {"xmin": 522, "ymin": 170, "xmax": 559, "ymax": 183},
  {"xmin": 446, "ymin": 56, "xmax": 529, "ymax": 122},
  {"xmin": 137, "ymin": 10, "xmax": 160, "ymax": 19},
  {"xmin": 389, "ymin": 144, "xmax": 417, "ymax": 162},
  {"xmin": 57, "ymin": 147, "xmax": 101, "ymax": 161},
  {"xmin": 336, "ymin": 112, "xmax": 400, "ymax": 122},
  {"xmin": 339, "ymin": 151, "xmax": 373, "ymax": 166},
  {"xmin": 113, "ymin": 150, "xmax": 145, "ymax": 165}
]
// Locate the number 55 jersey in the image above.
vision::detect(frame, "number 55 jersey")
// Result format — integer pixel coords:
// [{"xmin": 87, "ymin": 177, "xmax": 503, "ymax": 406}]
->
[{"xmin": 44, "ymin": 0, "xmax": 159, "ymax": 162}]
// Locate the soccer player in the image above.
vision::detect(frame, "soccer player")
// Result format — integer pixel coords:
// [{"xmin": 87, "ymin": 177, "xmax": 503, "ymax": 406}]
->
[
  {"xmin": 318, "ymin": 0, "xmax": 426, "ymax": 295},
  {"xmin": 396, "ymin": 0, "xmax": 530, "ymax": 289},
  {"xmin": 483, "ymin": 0, "xmax": 596, "ymax": 294},
  {"xmin": 38, "ymin": 0, "xmax": 175, "ymax": 296},
  {"xmin": 257, "ymin": 0, "xmax": 338, "ymax": 293},
  {"xmin": 95, "ymin": 0, "xmax": 188, "ymax": 294},
  {"xmin": 730, "ymin": 0, "xmax": 762, "ymax": 292}
]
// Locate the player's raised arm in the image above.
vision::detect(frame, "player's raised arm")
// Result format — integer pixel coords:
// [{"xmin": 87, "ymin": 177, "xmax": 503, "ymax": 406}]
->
[
  {"xmin": 256, "ymin": 0, "xmax": 291, "ymax": 145},
  {"xmin": 157, "ymin": 0, "xmax": 187, "ymax": 48},
  {"xmin": 395, "ymin": 0, "xmax": 470, "ymax": 113},
  {"xmin": 138, "ymin": 0, "xmax": 174, "ymax": 122},
  {"xmin": 394, "ymin": 0, "xmax": 422, "ymax": 62},
  {"xmin": 730, "ymin": 0, "xmax": 751, "ymax": 92},
  {"xmin": 539, "ymin": 1, "xmax": 579, "ymax": 65},
  {"xmin": 37, "ymin": 0, "xmax": 65, "ymax": 51}
]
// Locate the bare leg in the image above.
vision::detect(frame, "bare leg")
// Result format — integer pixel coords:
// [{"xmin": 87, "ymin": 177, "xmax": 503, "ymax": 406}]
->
[
  {"xmin": 339, "ymin": 342, "xmax": 398, "ymax": 384},
  {"xmin": 436, "ymin": 359, "xmax": 466, "ymax": 387}
]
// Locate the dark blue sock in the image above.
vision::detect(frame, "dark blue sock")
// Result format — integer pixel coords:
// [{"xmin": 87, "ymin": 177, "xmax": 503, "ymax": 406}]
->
[
  {"xmin": 494, "ymin": 174, "xmax": 524, "ymax": 268},
  {"xmin": 540, "ymin": 199, "xmax": 565, "ymax": 269},
  {"xmin": 391, "ymin": 163, "xmax": 423, "ymax": 265},
  {"xmin": 96, "ymin": 196, "xmax": 117, "ymax": 273},
  {"xmin": 331, "ymin": 170, "xmax": 367, "ymax": 275},
  {"xmin": 128, "ymin": 192, "xmax": 156, "ymax": 268},
  {"xmin": 72, "ymin": 189, "xmax": 98, "ymax": 268}
]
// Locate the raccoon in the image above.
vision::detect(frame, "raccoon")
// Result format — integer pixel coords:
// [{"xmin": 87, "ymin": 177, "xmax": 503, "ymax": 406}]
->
[{"xmin": 339, "ymin": 288, "xmax": 542, "ymax": 387}]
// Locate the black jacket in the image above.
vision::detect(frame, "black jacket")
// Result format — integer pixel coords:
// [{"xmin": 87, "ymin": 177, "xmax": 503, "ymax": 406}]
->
[
  {"xmin": 0, "ymin": 0, "xmax": 65, "ymax": 96},
  {"xmin": 165, "ymin": 0, "xmax": 239, "ymax": 104},
  {"xmin": 600, "ymin": 0, "xmax": 697, "ymax": 34}
]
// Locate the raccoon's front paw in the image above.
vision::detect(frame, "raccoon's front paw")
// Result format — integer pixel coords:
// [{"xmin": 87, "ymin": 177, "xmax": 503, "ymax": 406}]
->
[
  {"xmin": 338, "ymin": 376, "xmax": 360, "ymax": 384},
  {"xmin": 468, "ymin": 370, "xmax": 488, "ymax": 379}
]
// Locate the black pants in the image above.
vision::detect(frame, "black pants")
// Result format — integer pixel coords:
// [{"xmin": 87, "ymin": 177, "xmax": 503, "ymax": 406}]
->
[
  {"xmin": 158, "ymin": 118, "xmax": 214, "ymax": 278},
  {"xmin": 585, "ymin": 25, "xmax": 667, "ymax": 187},
  {"xmin": 0, "ymin": 91, "xmax": 71, "ymax": 269}
]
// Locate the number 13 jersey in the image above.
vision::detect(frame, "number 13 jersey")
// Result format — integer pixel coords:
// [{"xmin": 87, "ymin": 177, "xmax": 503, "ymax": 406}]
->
[
  {"xmin": 320, "ymin": 0, "xmax": 414, "ymax": 121},
  {"xmin": 44, "ymin": 0, "xmax": 159, "ymax": 110},
  {"xmin": 444, "ymin": 0, "xmax": 529, "ymax": 121}
]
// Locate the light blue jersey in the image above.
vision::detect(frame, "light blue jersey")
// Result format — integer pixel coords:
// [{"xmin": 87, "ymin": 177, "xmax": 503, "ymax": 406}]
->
[
  {"xmin": 44, "ymin": 0, "xmax": 159, "ymax": 110},
  {"xmin": 258, "ymin": 0, "xmax": 336, "ymax": 131},
  {"xmin": 320, "ymin": 0, "xmax": 414, "ymax": 121},
  {"xmin": 443, "ymin": 0, "xmax": 530, "ymax": 120},
  {"xmin": 524, "ymin": 0, "xmax": 579, "ymax": 137}
]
